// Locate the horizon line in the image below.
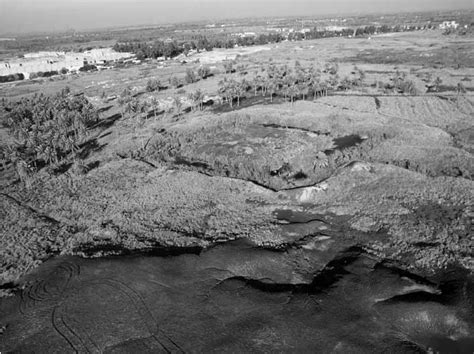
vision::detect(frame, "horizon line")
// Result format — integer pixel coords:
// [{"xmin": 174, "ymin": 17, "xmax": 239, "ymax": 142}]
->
[{"xmin": 1, "ymin": 7, "xmax": 472, "ymax": 38}]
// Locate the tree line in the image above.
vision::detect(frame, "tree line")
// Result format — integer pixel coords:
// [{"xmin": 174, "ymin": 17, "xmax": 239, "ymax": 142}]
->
[
  {"xmin": 218, "ymin": 61, "xmax": 361, "ymax": 107},
  {"xmin": 112, "ymin": 25, "xmax": 420, "ymax": 61}
]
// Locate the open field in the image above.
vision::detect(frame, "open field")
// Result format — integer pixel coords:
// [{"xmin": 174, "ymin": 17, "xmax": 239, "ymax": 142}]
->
[{"xmin": 1, "ymin": 27, "xmax": 473, "ymax": 352}]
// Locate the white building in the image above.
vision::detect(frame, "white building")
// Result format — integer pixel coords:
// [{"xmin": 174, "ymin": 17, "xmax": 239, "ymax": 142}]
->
[
  {"xmin": 439, "ymin": 21, "xmax": 459, "ymax": 30},
  {"xmin": 0, "ymin": 48, "xmax": 134, "ymax": 79}
]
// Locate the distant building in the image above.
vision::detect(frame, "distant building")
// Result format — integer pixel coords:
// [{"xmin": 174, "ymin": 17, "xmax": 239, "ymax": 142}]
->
[
  {"xmin": 0, "ymin": 48, "xmax": 134, "ymax": 79},
  {"xmin": 439, "ymin": 21, "xmax": 459, "ymax": 30},
  {"xmin": 324, "ymin": 26, "xmax": 349, "ymax": 32},
  {"xmin": 234, "ymin": 32, "xmax": 257, "ymax": 38}
]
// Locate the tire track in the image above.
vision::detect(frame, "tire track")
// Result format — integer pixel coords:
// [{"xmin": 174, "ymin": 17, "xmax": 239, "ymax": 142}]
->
[{"xmin": 50, "ymin": 278, "xmax": 184, "ymax": 353}]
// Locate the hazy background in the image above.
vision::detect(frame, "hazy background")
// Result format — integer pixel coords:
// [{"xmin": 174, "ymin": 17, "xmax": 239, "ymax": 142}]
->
[{"xmin": 1, "ymin": 0, "xmax": 473, "ymax": 35}]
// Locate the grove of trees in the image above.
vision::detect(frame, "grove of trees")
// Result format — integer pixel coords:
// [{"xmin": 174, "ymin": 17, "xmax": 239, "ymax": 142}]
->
[
  {"xmin": 218, "ymin": 61, "xmax": 347, "ymax": 107},
  {"xmin": 1, "ymin": 87, "xmax": 99, "ymax": 178}
]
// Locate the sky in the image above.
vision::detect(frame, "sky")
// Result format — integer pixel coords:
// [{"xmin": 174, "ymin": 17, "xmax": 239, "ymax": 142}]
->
[{"xmin": 0, "ymin": 0, "xmax": 473, "ymax": 35}]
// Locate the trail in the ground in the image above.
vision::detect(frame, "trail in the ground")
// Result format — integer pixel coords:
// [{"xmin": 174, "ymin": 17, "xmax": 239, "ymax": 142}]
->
[{"xmin": 1, "ymin": 241, "xmax": 472, "ymax": 353}]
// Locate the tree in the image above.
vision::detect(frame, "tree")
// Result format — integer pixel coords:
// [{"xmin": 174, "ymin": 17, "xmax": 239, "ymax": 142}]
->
[
  {"xmin": 235, "ymin": 80, "xmax": 248, "ymax": 107},
  {"xmin": 173, "ymin": 96, "xmax": 183, "ymax": 116},
  {"xmin": 189, "ymin": 89, "xmax": 205, "ymax": 111},
  {"xmin": 320, "ymin": 81, "xmax": 329, "ymax": 96},
  {"xmin": 433, "ymin": 77, "xmax": 443, "ymax": 92},
  {"xmin": 223, "ymin": 61, "xmax": 234, "ymax": 74},
  {"xmin": 117, "ymin": 96, "xmax": 127, "ymax": 119},
  {"xmin": 197, "ymin": 65, "xmax": 211, "ymax": 80},
  {"xmin": 218, "ymin": 77, "xmax": 236, "ymax": 108},
  {"xmin": 340, "ymin": 76, "xmax": 353, "ymax": 91},
  {"xmin": 185, "ymin": 68, "xmax": 197, "ymax": 84},
  {"xmin": 358, "ymin": 68, "xmax": 366, "ymax": 83},
  {"xmin": 124, "ymin": 98, "xmax": 137, "ymax": 119},
  {"xmin": 146, "ymin": 78, "xmax": 161, "ymax": 92},
  {"xmin": 324, "ymin": 62, "xmax": 339, "ymax": 75},
  {"xmin": 328, "ymin": 74, "xmax": 340, "ymax": 92},
  {"xmin": 309, "ymin": 67, "xmax": 322, "ymax": 99},
  {"xmin": 456, "ymin": 82, "xmax": 466, "ymax": 104},
  {"xmin": 3, "ymin": 90, "xmax": 98, "ymax": 172},
  {"xmin": 285, "ymin": 82, "xmax": 299, "ymax": 105},
  {"xmin": 267, "ymin": 80, "xmax": 277, "ymax": 102},
  {"xmin": 298, "ymin": 83, "xmax": 309, "ymax": 101},
  {"xmin": 150, "ymin": 97, "xmax": 159, "ymax": 119},
  {"xmin": 251, "ymin": 75, "xmax": 262, "ymax": 96},
  {"xmin": 170, "ymin": 76, "xmax": 181, "ymax": 89}
]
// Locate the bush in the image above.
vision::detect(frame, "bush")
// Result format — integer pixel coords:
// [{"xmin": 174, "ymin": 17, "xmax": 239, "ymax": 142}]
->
[
  {"xmin": 398, "ymin": 80, "xmax": 418, "ymax": 95},
  {"xmin": 0, "ymin": 73, "xmax": 24, "ymax": 83},
  {"xmin": 79, "ymin": 64, "xmax": 97, "ymax": 72},
  {"xmin": 146, "ymin": 78, "xmax": 161, "ymax": 92},
  {"xmin": 42, "ymin": 70, "xmax": 59, "ymax": 77},
  {"xmin": 170, "ymin": 76, "xmax": 181, "ymax": 88},
  {"xmin": 185, "ymin": 68, "xmax": 197, "ymax": 84},
  {"xmin": 197, "ymin": 65, "xmax": 211, "ymax": 79}
]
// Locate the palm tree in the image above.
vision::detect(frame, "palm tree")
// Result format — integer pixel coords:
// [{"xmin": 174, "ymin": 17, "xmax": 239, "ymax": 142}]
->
[
  {"xmin": 267, "ymin": 80, "xmax": 277, "ymax": 102},
  {"xmin": 328, "ymin": 74, "xmax": 339, "ymax": 92},
  {"xmin": 252, "ymin": 75, "xmax": 262, "ymax": 96},
  {"xmin": 191, "ymin": 89, "xmax": 205, "ymax": 111},
  {"xmin": 118, "ymin": 94, "xmax": 131, "ymax": 119},
  {"xmin": 456, "ymin": 82, "xmax": 466, "ymax": 106},
  {"xmin": 433, "ymin": 77, "xmax": 443, "ymax": 92},
  {"xmin": 219, "ymin": 77, "xmax": 237, "ymax": 108},
  {"xmin": 320, "ymin": 81, "xmax": 329, "ymax": 97},
  {"xmin": 340, "ymin": 76, "xmax": 352, "ymax": 91},
  {"xmin": 124, "ymin": 99, "xmax": 135, "ymax": 120},
  {"xmin": 287, "ymin": 83, "xmax": 299, "ymax": 105},
  {"xmin": 173, "ymin": 96, "xmax": 183, "ymax": 116},
  {"xmin": 235, "ymin": 80, "xmax": 248, "ymax": 107},
  {"xmin": 150, "ymin": 97, "xmax": 159, "ymax": 119},
  {"xmin": 188, "ymin": 90, "xmax": 201, "ymax": 111},
  {"xmin": 311, "ymin": 77, "xmax": 321, "ymax": 99}
]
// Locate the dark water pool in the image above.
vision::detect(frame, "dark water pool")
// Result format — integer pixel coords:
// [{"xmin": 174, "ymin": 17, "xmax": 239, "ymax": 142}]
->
[
  {"xmin": 1, "ymin": 241, "xmax": 472, "ymax": 353},
  {"xmin": 324, "ymin": 134, "xmax": 365, "ymax": 155}
]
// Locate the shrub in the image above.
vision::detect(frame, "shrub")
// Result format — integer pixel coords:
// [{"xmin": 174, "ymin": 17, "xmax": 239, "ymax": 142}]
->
[
  {"xmin": 398, "ymin": 80, "xmax": 418, "ymax": 95},
  {"xmin": 185, "ymin": 68, "xmax": 197, "ymax": 84},
  {"xmin": 79, "ymin": 64, "xmax": 97, "ymax": 72},
  {"xmin": 197, "ymin": 65, "xmax": 211, "ymax": 79},
  {"xmin": 41, "ymin": 70, "xmax": 59, "ymax": 77},
  {"xmin": 146, "ymin": 78, "xmax": 161, "ymax": 92},
  {"xmin": 0, "ymin": 73, "xmax": 24, "ymax": 83},
  {"xmin": 170, "ymin": 76, "xmax": 181, "ymax": 88}
]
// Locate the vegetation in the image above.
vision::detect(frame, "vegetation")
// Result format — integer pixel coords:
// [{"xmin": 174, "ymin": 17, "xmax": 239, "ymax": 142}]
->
[
  {"xmin": 1, "ymin": 88, "xmax": 98, "ymax": 180},
  {"xmin": 218, "ymin": 61, "xmax": 366, "ymax": 108},
  {"xmin": 112, "ymin": 24, "xmax": 422, "ymax": 61},
  {"xmin": 0, "ymin": 73, "xmax": 24, "ymax": 83},
  {"xmin": 185, "ymin": 68, "xmax": 197, "ymax": 84},
  {"xmin": 29, "ymin": 70, "xmax": 59, "ymax": 79},
  {"xmin": 146, "ymin": 78, "xmax": 161, "ymax": 92},
  {"xmin": 79, "ymin": 64, "xmax": 98, "ymax": 72}
]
